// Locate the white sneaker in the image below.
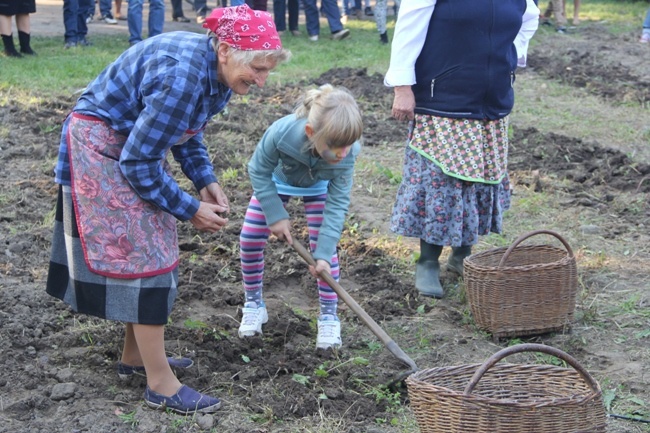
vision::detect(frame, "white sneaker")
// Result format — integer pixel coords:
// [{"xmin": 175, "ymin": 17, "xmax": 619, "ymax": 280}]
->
[
  {"xmin": 331, "ymin": 29, "xmax": 350, "ymax": 41},
  {"xmin": 238, "ymin": 301, "xmax": 268, "ymax": 338},
  {"xmin": 102, "ymin": 15, "xmax": 118, "ymax": 24},
  {"xmin": 316, "ymin": 315, "xmax": 342, "ymax": 349},
  {"xmin": 309, "ymin": 35, "xmax": 318, "ymax": 42}
]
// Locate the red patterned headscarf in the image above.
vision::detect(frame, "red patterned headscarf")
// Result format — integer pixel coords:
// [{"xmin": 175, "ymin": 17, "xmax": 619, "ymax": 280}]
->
[{"xmin": 203, "ymin": 4, "xmax": 282, "ymax": 51}]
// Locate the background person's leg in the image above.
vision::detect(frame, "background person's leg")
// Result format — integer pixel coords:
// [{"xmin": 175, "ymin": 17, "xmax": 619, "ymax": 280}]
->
[
  {"xmin": 127, "ymin": 0, "xmax": 144, "ymax": 44},
  {"xmin": 288, "ymin": 0, "xmax": 299, "ymax": 32},
  {"xmin": 273, "ymin": 0, "xmax": 287, "ymax": 31},
  {"xmin": 320, "ymin": 0, "xmax": 344, "ymax": 34},
  {"xmin": 148, "ymin": 0, "xmax": 165, "ymax": 38},
  {"xmin": 302, "ymin": 0, "xmax": 320, "ymax": 39},
  {"xmin": 16, "ymin": 14, "xmax": 35, "ymax": 54}
]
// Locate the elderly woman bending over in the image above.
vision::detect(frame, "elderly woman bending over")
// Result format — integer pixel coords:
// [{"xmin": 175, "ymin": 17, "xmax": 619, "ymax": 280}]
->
[{"xmin": 46, "ymin": 5, "xmax": 290, "ymax": 415}]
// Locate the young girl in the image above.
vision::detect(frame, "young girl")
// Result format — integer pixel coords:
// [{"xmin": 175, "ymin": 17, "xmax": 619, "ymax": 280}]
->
[{"xmin": 238, "ymin": 84, "xmax": 363, "ymax": 349}]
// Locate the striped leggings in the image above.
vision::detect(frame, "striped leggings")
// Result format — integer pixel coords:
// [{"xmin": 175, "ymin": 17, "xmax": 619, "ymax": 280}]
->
[{"xmin": 240, "ymin": 194, "xmax": 340, "ymax": 316}]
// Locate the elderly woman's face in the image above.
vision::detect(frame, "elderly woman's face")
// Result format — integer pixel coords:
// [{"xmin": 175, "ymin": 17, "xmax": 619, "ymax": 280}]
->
[{"xmin": 219, "ymin": 54, "xmax": 278, "ymax": 95}]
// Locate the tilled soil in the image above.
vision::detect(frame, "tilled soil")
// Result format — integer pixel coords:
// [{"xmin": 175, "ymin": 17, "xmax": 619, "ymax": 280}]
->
[{"xmin": 1, "ymin": 16, "xmax": 649, "ymax": 433}]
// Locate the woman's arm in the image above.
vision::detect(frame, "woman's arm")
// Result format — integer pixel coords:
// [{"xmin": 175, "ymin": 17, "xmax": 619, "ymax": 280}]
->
[
  {"xmin": 514, "ymin": 0, "xmax": 541, "ymax": 67},
  {"xmin": 313, "ymin": 166, "xmax": 355, "ymax": 264},
  {"xmin": 120, "ymin": 72, "xmax": 203, "ymax": 221},
  {"xmin": 383, "ymin": 0, "xmax": 437, "ymax": 87}
]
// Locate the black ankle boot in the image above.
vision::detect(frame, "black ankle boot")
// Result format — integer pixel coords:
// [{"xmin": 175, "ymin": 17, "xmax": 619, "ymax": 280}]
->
[
  {"xmin": 379, "ymin": 32, "xmax": 388, "ymax": 44},
  {"xmin": 18, "ymin": 31, "xmax": 36, "ymax": 55},
  {"xmin": 416, "ymin": 240, "xmax": 443, "ymax": 298},
  {"xmin": 447, "ymin": 246, "xmax": 472, "ymax": 277},
  {"xmin": 2, "ymin": 34, "xmax": 22, "ymax": 58}
]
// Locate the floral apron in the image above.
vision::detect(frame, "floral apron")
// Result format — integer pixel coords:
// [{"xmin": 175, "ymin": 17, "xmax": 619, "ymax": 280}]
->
[
  {"xmin": 408, "ymin": 114, "xmax": 509, "ymax": 184},
  {"xmin": 67, "ymin": 113, "xmax": 198, "ymax": 278}
]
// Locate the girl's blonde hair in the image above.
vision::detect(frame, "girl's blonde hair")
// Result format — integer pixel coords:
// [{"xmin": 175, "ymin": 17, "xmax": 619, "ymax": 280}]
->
[{"xmin": 294, "ymin": 84, "xmax": 363, "ymax": 151}]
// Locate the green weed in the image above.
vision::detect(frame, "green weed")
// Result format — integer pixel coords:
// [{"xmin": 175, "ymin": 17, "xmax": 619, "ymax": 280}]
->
[
  {"xmin": 183, "ymin": 318, "xmax": 209, "ymax": 330},
  {"xmin": 117, "ymin": 410, "xmax": 138, "ymax": 429},
  {"xmin": 374, "ymin": 162, "xmax": 402, "ymax": 185}
]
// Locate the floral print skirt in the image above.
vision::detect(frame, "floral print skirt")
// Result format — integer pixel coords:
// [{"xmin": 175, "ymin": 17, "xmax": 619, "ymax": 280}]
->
[{"xmin": 390, "ymin": 140, "xmax": 512, "ymax": 247}]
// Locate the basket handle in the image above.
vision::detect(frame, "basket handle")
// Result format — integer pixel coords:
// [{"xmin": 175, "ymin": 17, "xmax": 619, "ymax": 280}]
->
[
  {"xmin": 498, "ymin": 229, "xmax": 574, "ymax": 268},
  {"xmin": 463, "ymin": 343, "xmax": 601, "ymax": 395}
]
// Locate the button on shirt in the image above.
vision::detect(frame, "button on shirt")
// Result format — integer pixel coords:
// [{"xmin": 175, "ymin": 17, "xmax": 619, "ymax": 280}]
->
[{"xmin": 55, "ymin": 31, "xmax": 232, "ymax": 221}]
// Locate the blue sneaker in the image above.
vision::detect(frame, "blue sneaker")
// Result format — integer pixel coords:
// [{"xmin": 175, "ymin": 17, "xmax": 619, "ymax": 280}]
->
[
  {"xmin": 117, "ymin": 357, "xmax": 194, "ymax": 380},
  {"xmin": 144, "ymin": 385, "xmax": 222, "ymax": 414}
]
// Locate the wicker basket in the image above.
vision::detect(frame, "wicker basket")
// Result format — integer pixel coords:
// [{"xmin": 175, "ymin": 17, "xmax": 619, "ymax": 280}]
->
[
  {"xmin": 464, "ymin": 230, "xmax": 577, "ymax": 339},
  {"xmin": 406, "ymin": 344, "xmax": 607, "ymax": 433}
]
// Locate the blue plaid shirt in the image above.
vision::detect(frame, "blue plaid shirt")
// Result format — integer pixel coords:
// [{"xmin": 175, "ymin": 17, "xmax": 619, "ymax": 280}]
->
[{"xmin": 55, "ymin": 31, "xmax": 232, "ymax": 221}]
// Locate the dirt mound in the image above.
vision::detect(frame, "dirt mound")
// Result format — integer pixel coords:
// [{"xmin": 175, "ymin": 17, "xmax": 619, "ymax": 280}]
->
[{"xmin": 2, "ymin": 23, "xmax": 650, "ymax": 432}]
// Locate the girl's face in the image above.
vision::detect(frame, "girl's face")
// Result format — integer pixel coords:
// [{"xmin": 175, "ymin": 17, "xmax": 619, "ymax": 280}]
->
[
  {"xmin": 315, "ymin": 141, "xmax": 352, "ymax": 164},
  {"xmin": 306, "ymin": 124, "xmax": 353, "ymax": 164}
]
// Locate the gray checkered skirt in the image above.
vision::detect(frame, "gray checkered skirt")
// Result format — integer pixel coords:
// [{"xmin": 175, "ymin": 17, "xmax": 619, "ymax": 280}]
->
[{"xmin": 46, "ymin": 185, "xmax": 179, "ymax": 325}]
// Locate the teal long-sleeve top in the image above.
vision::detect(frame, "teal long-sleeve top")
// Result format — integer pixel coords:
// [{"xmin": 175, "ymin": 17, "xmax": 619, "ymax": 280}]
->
[{"xmin": 247, "ymin": 114, "xmax": 361, "ymax": 263}]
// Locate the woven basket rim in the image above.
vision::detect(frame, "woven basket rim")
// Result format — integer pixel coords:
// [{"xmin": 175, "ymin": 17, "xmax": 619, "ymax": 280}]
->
[
  {"xmin": 465, "ymin": 245, "xmax": 574, "ymax": 272},
  {"xmin": 406, "ymin": 363, "xmax": 602, "ymax": 407}
]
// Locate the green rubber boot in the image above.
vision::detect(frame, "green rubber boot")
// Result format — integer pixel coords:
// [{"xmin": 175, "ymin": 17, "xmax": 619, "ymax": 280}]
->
[
  {"xmin": 447, "ymin": 246, "xmax": 472, "ymax": 277},
  {"xmin": 415, "ymin": 241, "xmax": 443, "ymax": 298}
]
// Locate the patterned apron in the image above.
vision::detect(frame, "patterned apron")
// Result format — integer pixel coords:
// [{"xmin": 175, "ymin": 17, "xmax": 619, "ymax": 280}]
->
[{"xmin": 66, "ymin": 113, "xmax": 199, "ymax": 278}]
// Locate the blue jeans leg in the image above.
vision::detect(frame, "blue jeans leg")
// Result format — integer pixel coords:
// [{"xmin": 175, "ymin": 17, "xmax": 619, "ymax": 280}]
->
[
  {"xmin": 99, "ymin": 0, "xmax": 113, "ymax": 16},
  {"xmin": 64, "ymin": 0, "xmax": 93, "ymax": 42},
  {"xmin": 128, "ymin": 0, "xmax": 144, "ymax": 44},
  {"xmin": 80, "ymin": 0, "xmax": 93, "ymax": 36},
  {"xmin": 302, "ymin": 0, "xmax": 320, "ymax": 36},
  {"xmin": 320, "ymin": 0, "xmax": 343, "ymax": 33},
  {"xmin": 273, "ymin": 0, "xmax": 287, "ymax": 30},
  {"xmin": 63, "ymin": 0, "xmax": 80, "ymax": 42},
  {"xmin": 171, "ymin": 0, "xmax": 183, "ymax": 18},
  {"xmin": 148, "ymin": 0, "xmax": 165, "ymax": 37},
  {"xmin": 342, "ymin": 0, "xmax": 351, "ymax": 15},
  {"xmin": 193, "ymin": 0, "xmax": 208, "ymax": 15},
  {"xmin": 644, "ymin": 8, "xmax": 650, "ymax": 29}
]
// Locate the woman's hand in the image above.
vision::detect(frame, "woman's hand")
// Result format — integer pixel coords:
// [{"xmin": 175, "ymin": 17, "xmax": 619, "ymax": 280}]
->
[
  {"xmin": 309, "ymin": 259, "xmax": 331, "ymax": 279},
  {"xmin": 189, "ymin": 201, "xmax": 229, "ymax": 233},
  {"xmin": 190, "ymin": 183, "xmax": 230, "ymax": 232},
  {"xmin": 199, "ymin": 182, "xmax": 230, "ymax": 214},
  {"xmin": 269, "ymin": 219, "xmax": 292, "ymax": 245},
  {"xmin": 392, "ymin": 85, "xmax": 416, "ymax": 121}
]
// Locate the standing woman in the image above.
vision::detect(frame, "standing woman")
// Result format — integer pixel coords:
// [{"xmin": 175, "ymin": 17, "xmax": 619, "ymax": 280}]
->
[
  {"xmin": 0, "ymin": 0, "xmax": 36, "ymax": 57},
  {"xmin": 46, "ymin": 4, "xmax": 290, "ymax": 414},
  {"xmin": 385, "ymin": 0, "xmax": 539, "ymax": 298}
]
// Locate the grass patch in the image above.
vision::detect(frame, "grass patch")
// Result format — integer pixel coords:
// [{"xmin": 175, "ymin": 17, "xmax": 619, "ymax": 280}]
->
[{"xmin": 0, "ymin": 19, "xmax": 395, "ymax": 99}]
